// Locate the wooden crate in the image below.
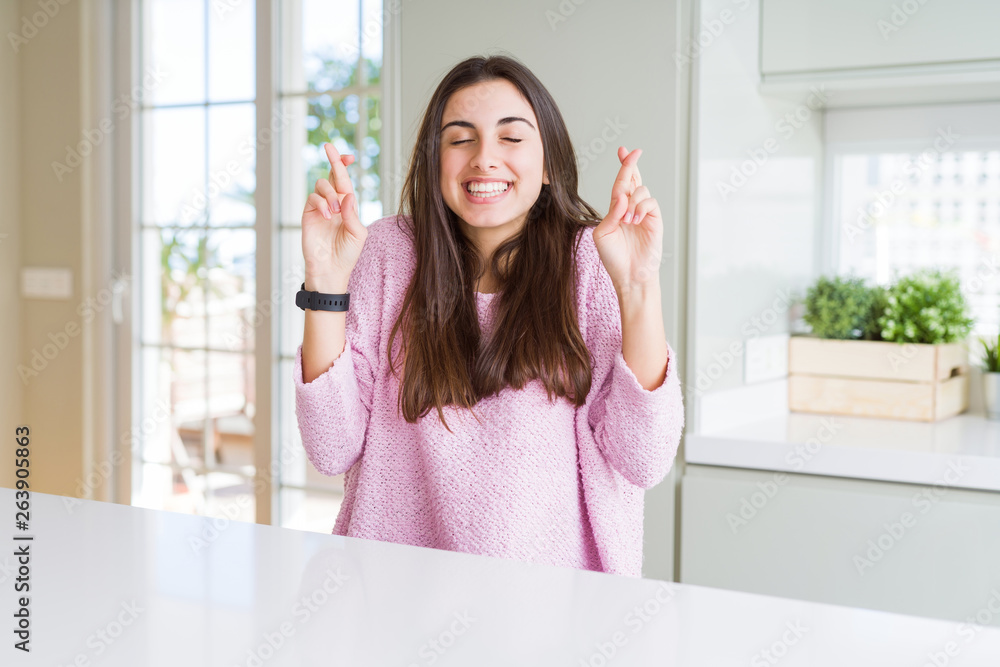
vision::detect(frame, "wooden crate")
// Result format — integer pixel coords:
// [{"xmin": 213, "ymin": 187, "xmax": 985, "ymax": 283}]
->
[{"xmin": 788, "ymin": 337, "xmax": 969, "ymax": 422}]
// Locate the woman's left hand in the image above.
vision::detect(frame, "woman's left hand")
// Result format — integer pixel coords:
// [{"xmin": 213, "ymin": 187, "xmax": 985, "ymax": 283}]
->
[{"xmin": 592, "ymin": 146, "xmax": 664, "ymax": 293}]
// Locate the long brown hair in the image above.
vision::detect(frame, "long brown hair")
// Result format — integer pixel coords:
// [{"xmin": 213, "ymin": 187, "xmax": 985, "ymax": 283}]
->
[{"xmin": 388, "ymin": 54, "xmax": 604, "ymax": 432}]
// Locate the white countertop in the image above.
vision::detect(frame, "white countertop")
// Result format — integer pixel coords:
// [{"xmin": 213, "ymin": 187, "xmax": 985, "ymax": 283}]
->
[
  {"xmin": 686, "ymin": 411, "xmax": 1000, "ymax": 492},
  {"xmin": 5, "ymin": 488, "xmax": 1000, "ymax": 666}
]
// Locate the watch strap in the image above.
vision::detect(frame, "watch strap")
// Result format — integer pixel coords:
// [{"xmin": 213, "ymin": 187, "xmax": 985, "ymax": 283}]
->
[{"xmin": 296, "ymin": 283, "xmax": 350, "ymax": 312}]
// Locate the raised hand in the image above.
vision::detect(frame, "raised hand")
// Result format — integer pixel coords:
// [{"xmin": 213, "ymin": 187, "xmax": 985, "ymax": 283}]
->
[
  {"xmin": 592, "ymin": 146, "xmax": 664, "ymax": 294},
  {"xmin": 301, "ymin": 143, "xmax": 367, "ymax": 292}
]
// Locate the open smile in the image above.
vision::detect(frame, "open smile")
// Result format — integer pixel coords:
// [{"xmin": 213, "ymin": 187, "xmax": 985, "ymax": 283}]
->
[{"xmin": 462, "ymin": 180, "xmax": 513, "ymax": 204}]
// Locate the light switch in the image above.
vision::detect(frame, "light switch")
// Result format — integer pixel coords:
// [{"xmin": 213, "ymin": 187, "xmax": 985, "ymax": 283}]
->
[{"xmin": 22, "ymin": 267, "xmax": 73, "ymax": 300}]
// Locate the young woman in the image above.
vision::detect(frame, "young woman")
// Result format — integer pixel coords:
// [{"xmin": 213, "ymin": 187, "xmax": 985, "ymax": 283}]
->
[{"xmin": 294, "ymin": 55, "xmax": 684, "ymax": 577}]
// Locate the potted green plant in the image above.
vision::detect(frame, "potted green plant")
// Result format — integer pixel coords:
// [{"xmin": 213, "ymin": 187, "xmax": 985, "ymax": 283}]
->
[
  {"xmin": 876, "ymin": 268, "xmax": 975, "ymax": 345},
  {"xmin": 801, "ymin": 275, "xmax": 887, "ymax": 341},
  {"xmin": 789, "ymin": 268, "xmax": 974, "ymax": 422},
  {"xmin": 981, "ymin": 332, "xmax": 1000, "ymax": 420}
]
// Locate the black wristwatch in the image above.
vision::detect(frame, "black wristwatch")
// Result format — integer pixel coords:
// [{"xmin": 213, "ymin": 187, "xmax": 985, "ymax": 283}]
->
[{"xmin": 296, "ymin": 283, "xmax": 350, "ymax": 312}]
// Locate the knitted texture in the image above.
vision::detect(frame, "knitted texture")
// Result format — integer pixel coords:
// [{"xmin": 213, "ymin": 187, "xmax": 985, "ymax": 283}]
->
[{"xmin": 293, "ymin": 214, "xmax": 684, "ymax": 577}]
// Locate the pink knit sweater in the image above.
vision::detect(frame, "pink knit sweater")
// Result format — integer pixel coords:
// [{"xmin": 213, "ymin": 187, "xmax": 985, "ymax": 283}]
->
[{"xmin": 293, "ymin": 214, "xmax": 684, "ymax": 577}]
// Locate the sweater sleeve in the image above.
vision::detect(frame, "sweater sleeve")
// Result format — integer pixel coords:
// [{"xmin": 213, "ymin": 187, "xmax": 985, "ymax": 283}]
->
[
  {"xmin": 292, "ymin": 222, "xmax": 385, "ymax": 477},
  {"xmin": 581, "ymin": 233, "xmax": 685, "ymax": 490}
]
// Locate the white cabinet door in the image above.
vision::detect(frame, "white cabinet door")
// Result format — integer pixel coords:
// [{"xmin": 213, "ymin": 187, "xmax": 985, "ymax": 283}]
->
[
  {"xmin": 681, "ymin": 464, "xmax": 1000, "ymax": 626},
  {"xmin": 761, "ymin": 0, "xmax": 1000, "ymax": 75}
]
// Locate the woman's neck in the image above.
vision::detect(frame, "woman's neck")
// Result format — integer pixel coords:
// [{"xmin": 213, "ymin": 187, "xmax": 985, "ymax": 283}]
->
[{"xmin": 475, "ymin": 272, "xmax": 499, "ymax": 294}]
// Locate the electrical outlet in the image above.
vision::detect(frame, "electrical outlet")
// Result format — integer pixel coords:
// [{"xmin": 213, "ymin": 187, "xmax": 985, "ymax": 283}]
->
[{"xmin": 745, "ymin": 333, "xmax": 789, "ymax": 384}]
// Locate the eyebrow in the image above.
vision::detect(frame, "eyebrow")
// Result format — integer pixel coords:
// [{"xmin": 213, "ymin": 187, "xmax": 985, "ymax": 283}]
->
[{"xmin": 440, "ymin": 116, "xmax": 536, "ymax": 133}]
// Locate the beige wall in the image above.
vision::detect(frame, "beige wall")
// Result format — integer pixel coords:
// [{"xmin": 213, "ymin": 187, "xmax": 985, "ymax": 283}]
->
[
  {"xmin": 2, "ymin": 0, "xmax": 85, "ymax": 495},
  {"xmin": 0, "ymin": 2, "xmax": 23, "ymax": 487}
]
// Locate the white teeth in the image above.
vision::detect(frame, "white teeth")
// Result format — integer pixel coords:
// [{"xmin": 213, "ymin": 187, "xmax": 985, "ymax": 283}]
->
[{"xmin": 466, "ymin": 181, "xmax": 510, "ymax": 196}]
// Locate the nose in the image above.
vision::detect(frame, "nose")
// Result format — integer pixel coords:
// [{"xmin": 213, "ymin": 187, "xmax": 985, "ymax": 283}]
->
[{"xmin": 470, "ymin": 139, "xmax": 499, "ymax": 172}]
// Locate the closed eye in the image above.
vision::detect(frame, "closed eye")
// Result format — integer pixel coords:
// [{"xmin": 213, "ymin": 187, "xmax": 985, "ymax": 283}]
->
[{"xmin": 450, "ymin": 138, "xmax": 522, "ymax": 145}]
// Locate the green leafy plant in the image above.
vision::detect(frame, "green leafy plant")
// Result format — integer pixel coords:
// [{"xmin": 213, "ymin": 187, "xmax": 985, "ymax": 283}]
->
[
  {"xmin": 160, "ymin": 231, "xmax": 225, "ymax": 338},
  {"xmin": 877, "ymin": 268, "xmax": 974, "ymax": 344},
  {"xmin": 981, "ymin": 333, "xmax": 1000, "ymax": 373},
  {"xmin": 803, "ymin": 275, "xmax": 887, "ymax": 340}
]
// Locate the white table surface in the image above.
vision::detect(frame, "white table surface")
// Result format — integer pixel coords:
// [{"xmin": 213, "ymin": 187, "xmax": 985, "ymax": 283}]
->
[
  {"xmin": 4, "ymin": 487, "xmax": 1000, "ymax": 666},
  {"xmin": 687, "ymin": 412, "xmax": 1000, "ymax": 492}
]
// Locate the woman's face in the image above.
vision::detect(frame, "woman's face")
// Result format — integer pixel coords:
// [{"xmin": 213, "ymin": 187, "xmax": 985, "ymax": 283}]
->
[{"xmin": 439, "ymin": 79, "xmax": 548, "ymax": 249}]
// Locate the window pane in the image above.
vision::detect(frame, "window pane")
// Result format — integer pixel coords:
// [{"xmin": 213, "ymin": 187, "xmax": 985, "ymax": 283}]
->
[
  {"xmin": 138, "ymin": 346, "xmax": 181, "ymax": 465},
  {"xmin": 313, "ymin": 96, "xmax": 359, "ymax": 194},
  {"xmin": 144, "ymin": 228, "xmax": 207, "ymax": 347},
  {"xmin": 134, "ymin": 463, "xmax": 255, "ymax": 521},
  {"xmin": 141, "ymin": 228, "xmax": 164, "ymax": 346},
  {"xmin": 207, "ymin": 104, "xmax": 257, "ymax": 225},
  {"xmin": 280, "ymin": 228, "xmax": 306, "ymax": 358},
  {"xmin": 143, "ymin": 106, "xmax": 206, "ymax": 225},
  {"xmin": 279, "ymin": 96, "xmax": 310, "ymax": 224},
  {"xmin": 138, "ymin": 347, "xmax": 209, "ymax": 470},
  {"xmin": 134, "ymin": 462, "xmax": 183, "ymax": 511},
  {"xmin": 360, "ymin": 0, "xmax": 383, "ymax": 81},
  {"xmin": 207, "ymin": 352, "xmax": 254, "ymax": 448},
  {"xmin": 207, "ymin": 228, "xmax": 257, "ymax": 351},
  {"xmin": 208, "ymin": 0, "xmax": 256, "ymax": 102},
  {"xmin": 278, "ymin": 95, "xmax": 360, "ymax": 224},
  {"xmin": 145, "ymin": 0, "xmax": 206, "ymax": 106},
  {"xmin": 204, "ymin": 472, "xmax": 256, "ymax": 523},
  {"xmin": 358, "ymin": 94, "xmax": 383, "ymax": 222},
  {"xmin": 211, "ymin": 229, "xmax": 257, "ymax": 343},
  {"xmin": 835, "ymin": 149, "xmax": 1000, "ymax": 337},
  {"xmin": 139, "ymin": 0, "xmax": 263, "ymax": 523},
  {"xmin": 303, "ymin": 0, "xmax": 359, "ymax": 92},
  {"xmin": 140, "ymin": 348, "xmax": 255, "ymax": 477},
  {"xmin": 169, "ymin": 347, "xmax": 209, "ymax": 466},
  {"xmin": 280, "ymin": 488, "xmax": 343, "ymax": 533}
]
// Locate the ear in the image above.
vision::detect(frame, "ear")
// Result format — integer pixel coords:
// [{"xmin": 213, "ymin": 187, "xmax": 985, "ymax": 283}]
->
[{"xmin": 542, "ymin": 169, "xmax": 549, "ymax": 186}]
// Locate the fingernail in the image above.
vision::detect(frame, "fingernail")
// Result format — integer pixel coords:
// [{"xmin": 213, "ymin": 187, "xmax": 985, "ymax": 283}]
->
[
  {"xmin": 624, "ymin": 212, "xmax": 632, "ymax": 224},
  {"xmin": 331, "ymin": 199, "xmax": 341, "ymax": 213},
  {"xmin": 323, "ymin": 206, "xmax": 332, "ymax": 219}
]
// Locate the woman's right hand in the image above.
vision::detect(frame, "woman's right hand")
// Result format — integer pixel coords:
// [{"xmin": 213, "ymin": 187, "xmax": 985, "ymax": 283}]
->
[{"xmin": 302, "ymin": 142, "xmax": 368, "ymax": 292}]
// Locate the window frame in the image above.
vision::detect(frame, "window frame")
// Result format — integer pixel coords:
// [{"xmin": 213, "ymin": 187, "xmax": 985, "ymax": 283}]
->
[
  {"xmin": 112, "ymin": 0, "xmax": 400, "ymax": 525},
  {"xmin": 821, "ymin": 102, "xmax": 1000, "ymax": 339}
]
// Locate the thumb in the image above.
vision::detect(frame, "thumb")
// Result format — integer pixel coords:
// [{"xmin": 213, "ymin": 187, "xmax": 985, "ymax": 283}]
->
[
  {"xmin": 596, "ymin": 193, "xmax": 627, "ymax": 241},
  {"xmin": 609, "ymin": 192, "xmax": 628, "ymax": 226},
  {"xmin": 612, "ymin": 192, "xmax": 628, "ymax": 220}
]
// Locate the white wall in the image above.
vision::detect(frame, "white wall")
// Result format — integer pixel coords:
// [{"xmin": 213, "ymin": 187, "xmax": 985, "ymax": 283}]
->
[
  {"xmin": 689, "ymin": 0, "xmax": 822, "ymax": 431},
  {"xmin": 398, "ymin": 0, "xmax": 691, "ymax": 581}
]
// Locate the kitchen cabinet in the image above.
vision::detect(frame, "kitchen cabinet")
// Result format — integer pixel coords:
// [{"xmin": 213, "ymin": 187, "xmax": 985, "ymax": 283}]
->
[
  {"xmin": 681, "ymin": 410, "xmax": 1000, "ymax": 625},
  {"xmin": 758, "ymin": 0, "xmax": 1000, "ymax": 106},
  {"xmin": 761, "ymin": 0, "xmax": 1000, "ymax": 75}
]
